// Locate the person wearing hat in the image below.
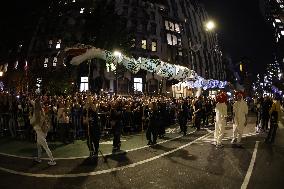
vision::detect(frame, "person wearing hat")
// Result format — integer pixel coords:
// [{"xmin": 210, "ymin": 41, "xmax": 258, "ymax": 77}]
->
[
  {"xmin": 231, "ymin": 91, "xmax": 248, "ymax": 147},
  {"xmin": 214, "ymin": 92, "xmax": 228, "ymax": 148}
]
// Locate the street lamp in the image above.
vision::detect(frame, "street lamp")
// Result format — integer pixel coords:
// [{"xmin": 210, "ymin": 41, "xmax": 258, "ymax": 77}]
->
[
  {"xmin": 205, "ymin": 20, "xmax": 216, "ymax": 31},
  {"xmin": 113, "ymin": 50, "xmax": 122, "ymax": 95}
]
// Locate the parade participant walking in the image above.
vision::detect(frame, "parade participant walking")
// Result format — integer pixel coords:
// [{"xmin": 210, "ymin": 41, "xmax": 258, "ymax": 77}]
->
[
  {"xmin": 214, "ymin": 92, "xmax": 227, "ymax": 148},
  {"xmin": 84, "ymin": 95, "xmax": 101, "ymax": 157},
  {"xmin": 30, "ymin": 98, "xmax": 56, "ymax": 165},
  {"xmin": 110, "ymin": 99, "xmax": 124, "ymax": 152},
  {"xmin": 146, "ymin": 102, "xmax": 159, "ymax": 145},
  {"xmin": 265, "ymin": 95, "xmax": 281, "ymax": 144},
  {"xmin": 178, "ymin": 100, "xmax": 189, "ymax": 136},
  {"xmin": 231, "ymin": 91, "xmax": 248, "ymax": 147}
]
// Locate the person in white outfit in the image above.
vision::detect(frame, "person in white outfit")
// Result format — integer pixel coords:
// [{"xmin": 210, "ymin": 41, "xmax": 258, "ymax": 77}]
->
[
  {"xmin": 30, "ymin": 98, "xmax": 56, "ymax": 166},
  {"xmin": 231, "ymin": 92, "xmax": 248, "ymax": 147},
  {"xmin": 214, "ymin": 92, "xmax": 228, "ymax": 148}
]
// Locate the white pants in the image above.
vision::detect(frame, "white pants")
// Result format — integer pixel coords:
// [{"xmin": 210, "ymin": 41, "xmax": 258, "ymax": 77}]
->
[
  {"xmin": 215, "ymin": 120, "xmax": 225, "ymax": 145},
  {"xmin": 36, "ymin": 130, "xmax": 54, "ymax": 161},
  {"xmin": 232, "ymin": 123, "xmax": 244, "ymax": 144}
]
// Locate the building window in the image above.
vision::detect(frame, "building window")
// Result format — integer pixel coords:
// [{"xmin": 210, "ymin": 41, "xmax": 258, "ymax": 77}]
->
[
  {"xmin": 165, "ymin": 21, "xmax": 169, "ymax": 30},
  {"xmin": 150, "ymin": 23, "xmax": 156, "ymax": 35},
  {"xmin": 167, "ymin": 34, "xmax": 172, "ymax": 45},
  {"xmin": 142, "ymin": 39, "xmax": 147, "ymax": 49},
  {"xmin": 175, "ymin": 24, "xmax": 180, "ymax": 33},
  {"xmin": 151, "ymin": 40, "xmax": 157, "ymax": 52},
  {"xmin": 48, "ymin": 40, "xmax": 53, "ymax": 48},
  {"xmin": 134, "ymin": 78, "xmax": 143, "ymax": 92},
  {"xmin": 131, "ymin": 38, "xmax": 136, "ymax": 48},
  {"xmin": 275, "ymin": 18, "xmax": 281, "ymax": 23},
  {"xmin": 80, "ymin": 77, "xmax": 89, "ymax": 92},
  {"xmin": 56, "ymin": 39, "xmax": 61, "ymax": 49},
  {"xmin": 80, "ymin": 8, "xmax": 85, "ymax": 14},
  {"xmin": 53, "ymin": 57, "xmax": 57, "ymax": 67},
  {"xmin": 44, "ymin": 58, "xmax": 48, "ymax": 67},
  {"xmin": 169, "ymin": 22, "xmax": 175, "ymax": 31}
]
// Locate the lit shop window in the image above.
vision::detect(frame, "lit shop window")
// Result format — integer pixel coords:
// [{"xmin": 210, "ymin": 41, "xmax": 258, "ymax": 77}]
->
[
  {"xmin": 134, "ymin": 78, "xmax": 143, "ymax": 92},
  {"xmin": 72, "ymin": 0, "xmax": 76, "ymax": 2},
  {"xmin": 151, "ymin": 41, "xmax": 157, "ymax": 52},
  {"xmin": 142, "ymin": 39, "xmax": 147, "ymax": 49},
  {"xmin": 80, "ymin": 77, "xmax": 89, "ymax": 92},
  {"xmin": 56, "ymin": 39, "xmax": 61, "ymax": 49},
  {"xmin": 281, "ymin": 30, "xmax": 284, "ymax": 35}
]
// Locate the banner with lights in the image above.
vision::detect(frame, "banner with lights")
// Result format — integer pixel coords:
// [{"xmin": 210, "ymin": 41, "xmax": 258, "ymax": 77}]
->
[{"xmin": 65, "ymin": 46, "xmax": 227, "ymax": 89}]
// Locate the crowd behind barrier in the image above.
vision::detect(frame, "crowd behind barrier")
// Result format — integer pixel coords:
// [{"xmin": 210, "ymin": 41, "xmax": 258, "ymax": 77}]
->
[{"xmin": 0, "ymin": 91, "xmax": 221, "ymax": 143}]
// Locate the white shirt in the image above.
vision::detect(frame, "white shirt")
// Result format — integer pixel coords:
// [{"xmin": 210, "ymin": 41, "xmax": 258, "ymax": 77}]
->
[{"xmin": 233, "ymin": 99, "xmax": 248, "ymax": 125}]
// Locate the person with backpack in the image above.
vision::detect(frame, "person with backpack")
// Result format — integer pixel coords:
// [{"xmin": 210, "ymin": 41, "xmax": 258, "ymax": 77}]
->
[{"xmin": 29, "ymin": 98, "xmax": 56, "ymax": 166}]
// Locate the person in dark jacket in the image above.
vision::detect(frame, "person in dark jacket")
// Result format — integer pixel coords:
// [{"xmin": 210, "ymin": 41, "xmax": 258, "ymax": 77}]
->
[
  {"xmin": 84, "ymin": 96, "xmax": 101, "ymax": 157},
  {"xmin": 178, "ymin": 100, "xmax": 189, "ymax": 136},
  {"xmin": 146, "ymin": 102, "xmax": 159, "ymax": 145},
  {"xmin": 110, "ymin": 100, "xmax": 124, "ymax": 152}
]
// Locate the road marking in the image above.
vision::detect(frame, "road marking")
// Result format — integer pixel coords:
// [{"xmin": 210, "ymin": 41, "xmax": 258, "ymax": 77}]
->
[
  {"xmin": 200, "ymin": 132, "xmax": 258, "ymax": 143},
  {"xmin": 241, "ymin": 141, "xmax": 259, "ymax": 189},
  {"xmin": 0, "ymin": 132, "xmax": 210, "ymax": 178},
  {"xmin": 0, "ymin": 129, "xmax": 196, "ymax": 160}
]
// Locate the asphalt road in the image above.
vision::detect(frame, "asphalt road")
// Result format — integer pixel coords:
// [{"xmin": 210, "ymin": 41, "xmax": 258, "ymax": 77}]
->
[{"xmin": 0, "ymin": 113, "xmax": 283, "ymax": 189}]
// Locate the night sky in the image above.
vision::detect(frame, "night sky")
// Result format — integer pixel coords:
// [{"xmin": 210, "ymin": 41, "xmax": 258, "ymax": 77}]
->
[{"xmin": 200, "ymin": 0, "xmax": 275, "ymax": 75}]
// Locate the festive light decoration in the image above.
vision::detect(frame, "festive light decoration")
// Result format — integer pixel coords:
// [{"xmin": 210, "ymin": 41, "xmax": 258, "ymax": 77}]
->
[{"xmin": 65, "ymin": 45, "xmax": 228, "ymax": 89}]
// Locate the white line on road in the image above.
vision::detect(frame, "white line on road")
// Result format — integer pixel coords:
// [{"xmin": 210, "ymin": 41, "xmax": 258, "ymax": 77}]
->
[
  {"xmin": 241, "ymin": 141, "xmax": 259, "ymax": 189},
  {"xmin": 0, "ymin": 130, "xmax": 196, "ymax": 160},
  {"xmin": 0, "ymin": 132, "xmax": 210, "ymax": 178}
]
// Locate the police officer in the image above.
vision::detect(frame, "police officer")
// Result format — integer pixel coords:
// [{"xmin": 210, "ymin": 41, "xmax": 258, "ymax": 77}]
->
[{"xmin": 84, "ymin": 96, "xmax": 101, "ymax": 157}]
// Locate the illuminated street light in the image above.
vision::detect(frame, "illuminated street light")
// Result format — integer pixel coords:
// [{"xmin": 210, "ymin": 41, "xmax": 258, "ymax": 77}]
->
[
  {"xmin": 205, "ymin": 20, "xmax": 216, "ymax": 31},
  {"xmin": 113, "ymin": 50, "xmax": 122, "ymax": 95},
  {"xmin": 114, "ymin": 51, "xmax": 122, "ymax": 58}
]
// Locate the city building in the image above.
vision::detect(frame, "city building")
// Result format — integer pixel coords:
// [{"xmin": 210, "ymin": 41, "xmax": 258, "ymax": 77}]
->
[
  {"xmin": 260, "ymin": 0, "xmax": 284, "ymax": 70},
  {"xmin": 2, "ymin": 0, "xmax": 226, "ymax": 95}
]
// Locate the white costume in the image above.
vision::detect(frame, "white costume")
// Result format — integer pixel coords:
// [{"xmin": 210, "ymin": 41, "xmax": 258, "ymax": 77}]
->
[
  {"xmin": 30, "ymin": 112, "xmax": 55, "ymax": 164},
  {"xmin": 214, "ymin": 102, "xmax": 227, "ymax": 146},
  {"xmin": 232, "ymin": 98, "xmax": 248, "ymax": 144}
]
